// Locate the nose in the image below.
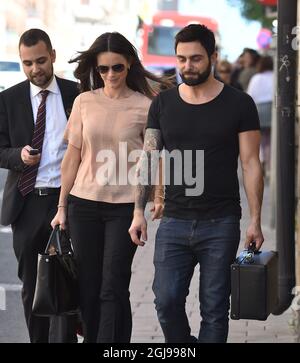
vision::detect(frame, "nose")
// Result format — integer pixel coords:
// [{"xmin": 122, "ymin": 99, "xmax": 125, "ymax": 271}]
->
[
  {"xmin": 108, "ymin": 69, "xmax": 114, "ymax": 75},
  {"xmin": 106, "ymin": 68, "xmax": 118, "ymax": 78},
  {"xmin": 184, "ymin": 59, "xmax": 193, "ymax": 71},
  {"xmin": 31, "ymin": 62, "xmax": 40, "ymax": 74}
]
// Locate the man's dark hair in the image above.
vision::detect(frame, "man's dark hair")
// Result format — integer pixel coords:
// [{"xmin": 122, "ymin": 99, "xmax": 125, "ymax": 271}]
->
[
  {"xmin": 175, "ymin": 24, "xmax": 216, "ymax": 57},
  {"xmin": 19, "ymin": 29, "xmax": 53, "ymax": 52}
]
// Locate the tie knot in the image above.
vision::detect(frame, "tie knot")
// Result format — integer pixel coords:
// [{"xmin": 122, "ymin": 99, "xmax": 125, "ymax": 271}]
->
[{"xmin": 40, "ymin": 90, "xmax": 49, "ymax": 100}]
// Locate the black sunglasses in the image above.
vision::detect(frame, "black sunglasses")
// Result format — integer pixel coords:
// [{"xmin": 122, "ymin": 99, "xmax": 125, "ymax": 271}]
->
[{"xmin": 96, "ymin": 64, "xmax": 126, "ymax": 74}]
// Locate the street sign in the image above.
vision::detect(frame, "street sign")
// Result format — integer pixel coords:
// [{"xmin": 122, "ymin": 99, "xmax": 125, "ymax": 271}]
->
[{"xmin": 257, "ymin": 28, "xmax": 272, "ymax": 49}]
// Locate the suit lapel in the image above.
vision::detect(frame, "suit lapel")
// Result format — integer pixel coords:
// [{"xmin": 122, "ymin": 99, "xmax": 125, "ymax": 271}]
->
[
  {"xmin": 56, "ymin": 76, "xmax": 73, "ymax": 118},
  {"xmin": 19, "ymin": 81, "xmax": 35, "ymax": 137}
]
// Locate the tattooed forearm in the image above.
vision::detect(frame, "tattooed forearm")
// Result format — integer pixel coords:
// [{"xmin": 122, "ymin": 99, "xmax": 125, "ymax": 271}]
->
[{"xmin": 135, "ymin": 129, "xmax": 163, "ymax": 211}]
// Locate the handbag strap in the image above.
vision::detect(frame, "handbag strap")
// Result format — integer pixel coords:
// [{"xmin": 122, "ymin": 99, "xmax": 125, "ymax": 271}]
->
[{"xmin": 44, "ymin": 225, "xmax": 63, "ymax": 255}]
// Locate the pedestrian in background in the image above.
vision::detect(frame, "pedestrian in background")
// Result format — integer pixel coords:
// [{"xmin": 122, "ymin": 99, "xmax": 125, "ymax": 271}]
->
[
  {"xmin": 247, "ymin": 55, "xmax": 274, "ymax": 180},
  {"xmin": 216, "ymin": 59, "xmax": 242, "ymax": 90},
  {"xmin": 238, "ymin": 48, "xmax": 260, "ymax": 91}
]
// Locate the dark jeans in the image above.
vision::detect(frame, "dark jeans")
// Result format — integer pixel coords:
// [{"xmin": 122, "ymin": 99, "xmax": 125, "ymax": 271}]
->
[
  {"xmin": 153, "ymin": 216, "xmax": 240, "ymax": 343},
  {"xmin": 12, "ymin": 192, "xmax": 77, "ymax": 343},
  {"xmin": 67, "ymin": 195, "xmax": 136, "ymax": 343}
]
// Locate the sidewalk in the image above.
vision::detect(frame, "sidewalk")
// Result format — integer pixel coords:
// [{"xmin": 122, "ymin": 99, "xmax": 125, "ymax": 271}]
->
[{"xmin": 129, "ymin": 185, "xmax": 296, "ymax": 343}]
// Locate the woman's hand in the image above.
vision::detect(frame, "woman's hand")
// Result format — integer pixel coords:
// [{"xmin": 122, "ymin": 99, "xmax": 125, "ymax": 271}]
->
[
  {"xmin": 50, "ymin": 207, "xmax": 67, "ymax": 230},
  {"xmin": 150, "ymin": 199, "xmax": 164, "ymax": 220}
]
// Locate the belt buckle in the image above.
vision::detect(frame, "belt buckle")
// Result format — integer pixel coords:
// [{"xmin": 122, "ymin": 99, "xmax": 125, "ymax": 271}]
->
[{"xmin": 38, "ymin": 188, "xmax": 48, "ymax": 196}]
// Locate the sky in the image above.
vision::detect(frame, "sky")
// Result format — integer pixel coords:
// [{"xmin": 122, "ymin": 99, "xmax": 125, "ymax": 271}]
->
[{"xmin": 178, "ymin": 0, "xmax": 263, "ymax": 62}]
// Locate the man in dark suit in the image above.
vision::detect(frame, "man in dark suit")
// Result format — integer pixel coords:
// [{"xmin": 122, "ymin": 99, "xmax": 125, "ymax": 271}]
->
[{"xmin": 0, "ymin": 29, "xmax": 79, "ymax": 343}]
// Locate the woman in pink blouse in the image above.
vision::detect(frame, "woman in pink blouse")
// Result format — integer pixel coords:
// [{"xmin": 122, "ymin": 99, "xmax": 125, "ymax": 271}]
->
[{"xmin": 51, "ymin": 32, "xmax": 170, "ymax": 343}]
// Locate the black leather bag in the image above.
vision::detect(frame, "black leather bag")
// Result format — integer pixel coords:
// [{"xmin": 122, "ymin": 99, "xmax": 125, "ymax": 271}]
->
[
  {"xmin": 32, "ymin": 226, "xmax": 79, "ymax": 316},
  {"xmin": 230, "ymin": 246, "xmax": 278, "ymax": 320}
]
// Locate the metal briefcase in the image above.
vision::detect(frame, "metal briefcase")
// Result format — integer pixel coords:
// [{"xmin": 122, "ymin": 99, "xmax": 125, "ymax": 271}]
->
[{"xmin": 230, "ymin": 248, "xmax": 278, "ymax": 320}]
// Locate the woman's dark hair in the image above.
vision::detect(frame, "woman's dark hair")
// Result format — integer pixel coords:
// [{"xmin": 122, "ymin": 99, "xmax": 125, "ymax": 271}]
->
[
  {"xmin": 70, "ymin": 32, "xmax": 173, "ymax": 98},
  {"xmin": 242, "ymin": 48, "xmax": 261, "ymax": 67},
  {"xmin": 175, "ymin": 24, "xmax": 216, "ymax": 58},
  {"xmin": 19, "ymin": 28, "xmax": 53, "ymax": 52},
  {"xmin": 257, "ymin": 56, "xmax": 273, "ymax": 73}
]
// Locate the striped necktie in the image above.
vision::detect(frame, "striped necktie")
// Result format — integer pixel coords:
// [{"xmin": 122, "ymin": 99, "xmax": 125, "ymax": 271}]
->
[{"xmin": 18, "ymin": 90, "xmax": 49, "ymax": 196}]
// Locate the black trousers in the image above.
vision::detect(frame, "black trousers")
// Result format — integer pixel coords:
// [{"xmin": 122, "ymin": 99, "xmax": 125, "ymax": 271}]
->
[
  {"xmin": 67, "ymin": 195, "xmax": 137, "ymax": 343},
  {"xmin": 11, "ymin": 192, "xmax": 77, "ymax": 343}
]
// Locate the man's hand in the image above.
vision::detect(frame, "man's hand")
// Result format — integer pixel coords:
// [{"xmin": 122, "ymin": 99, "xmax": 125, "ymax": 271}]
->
[
  {"xmin": 129, "ymin": 210, "xmax": 148, "ymax": 247},
  {"xmin": 244, "ymin": 221, "xmax": 264, "ymax": 251},
  {"xmin": 21, "ymin": 145, "xmax": 40, "ymax": 165}
]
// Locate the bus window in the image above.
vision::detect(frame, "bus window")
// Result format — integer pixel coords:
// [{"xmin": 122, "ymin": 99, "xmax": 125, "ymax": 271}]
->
[{"xmin": 148, "ymin": 26, "xmax": 180, "ymax": 57}]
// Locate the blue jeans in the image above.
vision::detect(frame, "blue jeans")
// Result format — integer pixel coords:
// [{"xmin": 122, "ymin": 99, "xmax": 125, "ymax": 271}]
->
[{"xmin": 152, "ymin": 216, "xmax": 240, "ymax": 343}]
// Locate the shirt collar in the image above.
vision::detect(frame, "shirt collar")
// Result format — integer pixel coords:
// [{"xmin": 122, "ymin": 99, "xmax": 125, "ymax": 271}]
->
[{"xmin": 30, "ymin": 76, "xmax": 60, "ymax": 98}]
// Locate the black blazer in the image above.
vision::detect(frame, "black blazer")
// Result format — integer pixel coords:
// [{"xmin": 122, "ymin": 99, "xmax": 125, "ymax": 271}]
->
[{"xmin": 0, "ymin": 76, "xmax": 79, "ymax": 226}]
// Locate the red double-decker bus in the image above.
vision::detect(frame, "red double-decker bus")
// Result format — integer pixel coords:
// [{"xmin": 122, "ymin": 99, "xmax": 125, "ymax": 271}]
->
[
  {"xmin": 258, "ymin": 0, "xmax": 277, "ymax": 5},
  {"xmin": 139, "ymin": 11, "xmax": 219, "ymax": 75}
]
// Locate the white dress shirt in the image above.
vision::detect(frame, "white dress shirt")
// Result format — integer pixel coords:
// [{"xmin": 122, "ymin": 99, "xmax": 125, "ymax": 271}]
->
[{"xmin": 30, "ymin": 76, "xmax": 67, "ymax": 188}]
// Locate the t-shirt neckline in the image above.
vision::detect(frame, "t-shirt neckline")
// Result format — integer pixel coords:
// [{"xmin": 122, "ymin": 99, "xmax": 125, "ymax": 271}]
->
[
  {"xmin": 99, "ymin": 87, "xmax": 136, "ymax": 101},
  {"xmin": 176, "ymin": 83, "xmax": 225, "ymax": 106}
]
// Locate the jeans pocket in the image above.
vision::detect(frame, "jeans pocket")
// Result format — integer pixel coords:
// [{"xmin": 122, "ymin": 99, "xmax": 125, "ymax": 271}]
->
[{"xmin": 159, "ymin": 216, "xmax": 172, "ymax": 226}]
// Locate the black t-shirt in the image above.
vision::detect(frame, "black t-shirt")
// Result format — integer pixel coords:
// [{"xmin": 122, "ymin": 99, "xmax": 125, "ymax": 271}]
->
[{"xmin": 147, "ymin": 84, "xmax": 260, "ymax": 220}]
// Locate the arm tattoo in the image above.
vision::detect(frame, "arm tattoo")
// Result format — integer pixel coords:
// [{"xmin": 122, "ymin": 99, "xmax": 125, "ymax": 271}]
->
[{"xmin": 135, "ymin": 128, "xmax": 163, "ymax": 211}]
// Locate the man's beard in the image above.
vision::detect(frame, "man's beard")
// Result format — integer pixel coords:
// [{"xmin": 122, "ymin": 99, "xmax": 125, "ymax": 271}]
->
[
  {"xmin": 29, "ymin": 67, "xmax": 53, "ymax": 87},
  {"xmin": 180, "ymin": 60, "xmax": 212, "ymax": 86}
]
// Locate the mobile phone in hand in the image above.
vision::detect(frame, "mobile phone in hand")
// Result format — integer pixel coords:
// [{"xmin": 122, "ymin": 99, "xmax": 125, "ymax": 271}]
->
[{"xmin": 29, "ymin": 149, "xmax": 40, "ymax": 155}]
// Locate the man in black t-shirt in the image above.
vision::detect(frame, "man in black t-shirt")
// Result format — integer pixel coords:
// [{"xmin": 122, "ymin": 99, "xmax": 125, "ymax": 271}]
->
[{"xmin": 129, "ymin": 24, "xmax": 264, "ymax": 343}]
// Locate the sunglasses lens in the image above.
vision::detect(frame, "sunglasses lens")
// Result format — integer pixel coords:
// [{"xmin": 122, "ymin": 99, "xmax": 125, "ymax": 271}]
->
[
  {"xmin": 98, "ymin": 66, "xmax": 109, "ymax": 74},
  {"xmin": 97, "ymin": 64, "xmax": 126, "ymax": 74},
  {"xmin": 112, "ymin": 64, "xmax": 125, "ymax": 72}
]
